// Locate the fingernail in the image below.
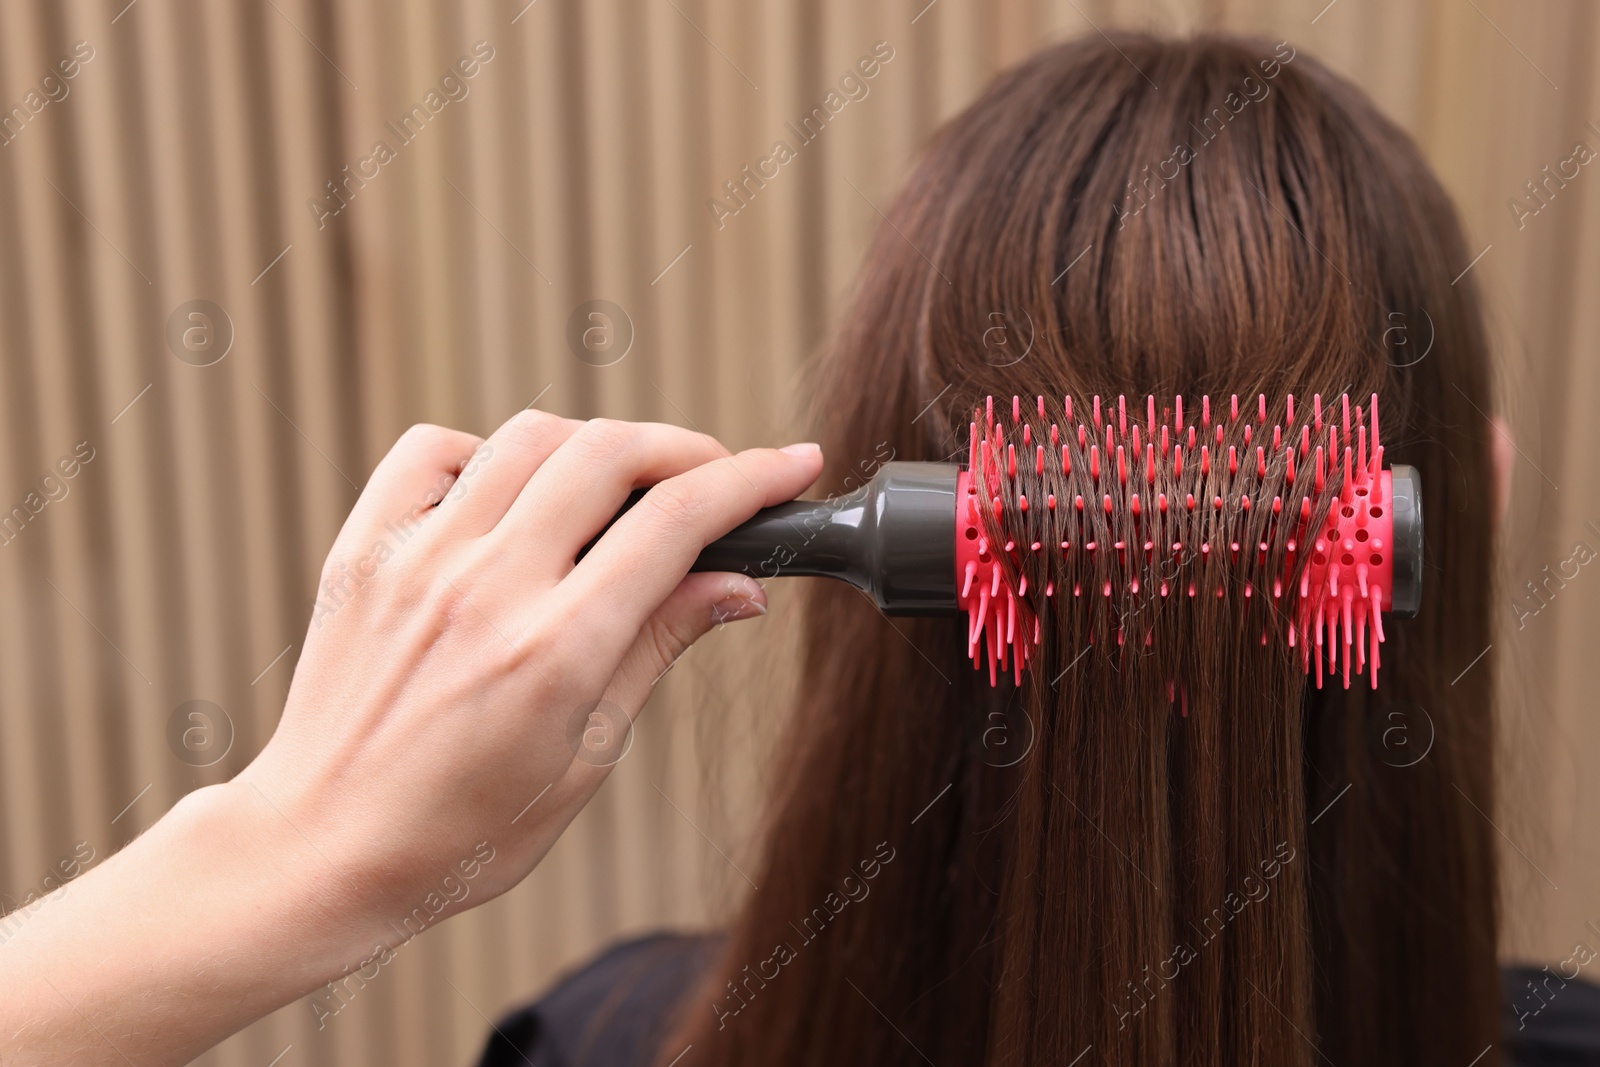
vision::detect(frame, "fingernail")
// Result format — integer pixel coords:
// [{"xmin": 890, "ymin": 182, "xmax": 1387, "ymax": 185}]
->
[
  {"xmin": 780, "ymin": 442, "xmax": 821, "ymax": 457},
  {"xmin": 711, "ymin": 577, "xmax": 767, "ymax": 624}
]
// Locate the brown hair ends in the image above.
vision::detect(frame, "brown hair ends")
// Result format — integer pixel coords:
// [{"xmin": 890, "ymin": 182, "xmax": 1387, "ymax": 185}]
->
[{"xmin": 664, "ymin": 33, "xmax": 1499, "ymax": 1067}]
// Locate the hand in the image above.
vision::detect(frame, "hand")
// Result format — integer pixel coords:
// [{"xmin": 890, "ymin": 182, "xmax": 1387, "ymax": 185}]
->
[
  {"xmin": 240, "ymin": 412, "xmax": 821, "ymax": 925},
  {"xmin": 0, "ymin": 412, "xmax": 822, "ymax": 1066}
]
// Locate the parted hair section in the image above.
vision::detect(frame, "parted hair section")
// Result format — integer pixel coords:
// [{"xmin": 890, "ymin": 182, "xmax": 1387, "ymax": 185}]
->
[{"xmin": 663, "ymin": 32, "xmax": 1500, "ymax": 1067}]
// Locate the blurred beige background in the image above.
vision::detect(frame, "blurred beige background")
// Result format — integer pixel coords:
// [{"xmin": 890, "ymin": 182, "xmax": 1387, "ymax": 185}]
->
[{"xmin": 0, "ymin": 0, "xmax": 1595, "ymax": 1064}]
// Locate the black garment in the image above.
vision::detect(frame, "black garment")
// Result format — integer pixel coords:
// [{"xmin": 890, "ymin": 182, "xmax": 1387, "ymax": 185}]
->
[
  {"xmin": 475, "ymin": 934, "xmax": 722, "ymax": 1067},
  {"xmin": 476, "ymin": 935, "xmax": 1600, "ymax": 1066},
  {"xmin": 1503, "ymin": 966, "xmax": 1600, "ymax": 1065}
]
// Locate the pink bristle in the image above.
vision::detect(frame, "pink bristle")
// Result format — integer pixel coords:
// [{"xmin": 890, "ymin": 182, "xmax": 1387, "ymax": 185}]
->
[{"xmin": 1369, "ymin": 394, "xmax": 1380, "ymax": 468}]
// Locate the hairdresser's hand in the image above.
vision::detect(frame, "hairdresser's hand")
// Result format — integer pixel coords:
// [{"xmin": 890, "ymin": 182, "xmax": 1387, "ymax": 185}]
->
[
  {"xmin": 247, "ymin": 412, "xmax": 821, "ymax": 909},
  {"xmin": 0, "ymin": 413, "xmax": 821, "ymax": 1067}
]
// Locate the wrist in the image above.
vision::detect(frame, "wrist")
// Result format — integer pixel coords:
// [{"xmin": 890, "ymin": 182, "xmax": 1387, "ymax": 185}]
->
[
  {"xmin": 196, "ymin": 778, "xmax": 399, "ymax": 988},
  {"xmin": 0, "ymin": 781, "xmax": 400, "ymax": 1066}
]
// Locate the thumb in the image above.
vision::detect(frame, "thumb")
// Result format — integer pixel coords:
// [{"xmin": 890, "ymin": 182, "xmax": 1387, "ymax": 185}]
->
[{"xmin": 604, "ymin": 571, "xmax": 767, "ymax": 711}]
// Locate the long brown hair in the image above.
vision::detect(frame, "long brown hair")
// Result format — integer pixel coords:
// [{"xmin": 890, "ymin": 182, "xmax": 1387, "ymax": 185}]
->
[{"xmin": 668, "ymin": 33, "xmax": 1499, "ymax": 1067}]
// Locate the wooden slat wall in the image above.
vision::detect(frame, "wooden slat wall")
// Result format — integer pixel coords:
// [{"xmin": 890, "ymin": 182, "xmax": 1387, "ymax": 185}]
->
[{"xmin": 0, "ymin": 2, "xmax": 1594, "ymax": 1064}]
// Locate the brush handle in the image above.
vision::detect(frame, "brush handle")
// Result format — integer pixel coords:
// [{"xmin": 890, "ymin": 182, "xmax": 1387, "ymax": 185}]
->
[{"xmin": 581, "ymin": 462, "xmax": 961, "ymax": 615}]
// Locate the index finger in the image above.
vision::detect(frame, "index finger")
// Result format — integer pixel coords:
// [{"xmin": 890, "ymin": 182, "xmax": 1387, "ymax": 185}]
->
[{"xmin": 556, "ymin": 443, "xmax": 823, "ymax": 646}]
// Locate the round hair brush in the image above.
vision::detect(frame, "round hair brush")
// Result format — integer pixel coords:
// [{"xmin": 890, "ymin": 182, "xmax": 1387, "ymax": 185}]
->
[{"xmin": 600, "ymin": 393, "xmax": 1421, "ymax": 690}]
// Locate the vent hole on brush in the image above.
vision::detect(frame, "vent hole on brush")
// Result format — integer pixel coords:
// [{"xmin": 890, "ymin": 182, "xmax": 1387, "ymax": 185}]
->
[
  {"xmin": 979, "ymin": 550, "xmax": 990, "ymax": 562},
  {"xmin": 1342, "ymin": 506, "xmax": 1355, "ymax": 517},
  {"xmin": 1342, "ymin": 553, "xmax": 1354, "ymax": 565},
  {"xmin": 1314, "ymin": 552, "xmax": 1326, "ymax": 564},
  {"xmin": 1370, "ymin": 553, "xmax": 1383, "ymax": 565},
  {"xmin": 1370, "ymin": 506, "xmax": 1383, "ymax": 517},
  {"xmin": 1356, "ymin": 487, "xmax": 1367, "ymax": 496},
  {"xmin": 964, "ymin": 527, "xmax": 978, "ymax": 540},
  {"xmin": 1356, "ymin": 529, "xmax": 1368, "ymax": 542}
]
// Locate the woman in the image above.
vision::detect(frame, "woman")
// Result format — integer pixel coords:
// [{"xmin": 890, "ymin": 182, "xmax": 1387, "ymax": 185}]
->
[
  {"xmin": 479, "ymin": 33, "xmax": 1593, "ymax": 1067},
  {"xmin": 3, "ymin": 32, "xmax": 1589, "ymax": 1067}
]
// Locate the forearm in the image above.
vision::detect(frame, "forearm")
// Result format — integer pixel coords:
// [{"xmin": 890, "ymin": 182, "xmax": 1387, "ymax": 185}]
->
[
  {"xmin": 0, "ymin": 418, "xmax": 815, "ymax": 1063},
  {"xmin": 0, "ymin": 782, "xmax": 385, "ymax": 1066}
]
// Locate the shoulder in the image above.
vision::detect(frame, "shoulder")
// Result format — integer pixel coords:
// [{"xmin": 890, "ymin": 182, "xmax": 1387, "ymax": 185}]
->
[
  {"xmin": 475, "ymin": 931, "xmax": 724, "ymax": 1067},
  {"xmin": 1503, "ymin": 965, "xmax": 1600, "ymax": 1065}
]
